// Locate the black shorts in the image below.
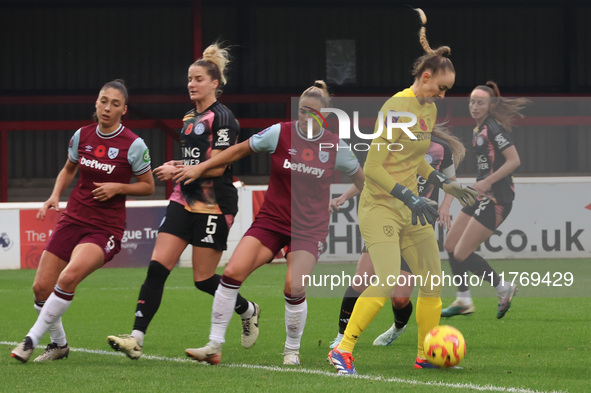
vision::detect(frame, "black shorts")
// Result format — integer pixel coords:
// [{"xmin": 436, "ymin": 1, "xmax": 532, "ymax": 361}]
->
[
  {"xmin": 158, "ymin": 201, "xmax": 232, "ymax": 250},
  {"xmin": 361, "ymin": 244, "xmax": 411, "ymax": 273},
  {"xmin": 461, "ymin": 197, "xmax": 512, "ymax": 231}
]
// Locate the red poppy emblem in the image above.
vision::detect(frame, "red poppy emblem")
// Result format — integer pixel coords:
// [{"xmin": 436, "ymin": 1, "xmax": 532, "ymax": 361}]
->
[
  {"xmin": 302, "ymin": 148, "xmax": 314, "ymax": 161},
  {"xmin": 420, "ymin": 119, "xmax": 427, "ymax": 131},
  {"xmin": 95, "ymin": 145, "xmax": 106, "ymax": 157}
]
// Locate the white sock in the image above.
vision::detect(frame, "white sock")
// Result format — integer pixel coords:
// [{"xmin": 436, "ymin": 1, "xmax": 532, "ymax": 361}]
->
[
  {"xmin": 457, "ymin": 290, "xmax": 473, "ymax": 304},
  {"xmin": 28, "ymin": 292, "xmax": 72, "ymax": 347},
  {"xmin": 131, "ymin": 330, "xmax": 145, "ymax": 347},
  {"xmin": 284, "ymin": 299, "xmax": 307, "ymax": 351},
  {"xmin": 209, "ymin": 283, "xmax": 239, "ymax": 344},
  {"xmin": 239, "ymin": 301, "xmax": 255, "ymax": 320},
  {"xmin": 34, "ymin": 302, "xmax": 67, "ymax": 346}
]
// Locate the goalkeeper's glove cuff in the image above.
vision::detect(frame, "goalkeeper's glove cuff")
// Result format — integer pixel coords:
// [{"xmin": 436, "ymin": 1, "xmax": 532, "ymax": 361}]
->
[
  {"xmin": 390, "ymin": 183, "xmax": 412, "ymax": 203},
  {"xmin": 427, "ymin": 170, "xmax": 450, "ymax": 189}
]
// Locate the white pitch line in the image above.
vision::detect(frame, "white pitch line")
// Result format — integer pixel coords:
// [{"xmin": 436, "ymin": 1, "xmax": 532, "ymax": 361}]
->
[{"xmin": 0, "ymin": 341, "xmax": 565, "ymax": 393}]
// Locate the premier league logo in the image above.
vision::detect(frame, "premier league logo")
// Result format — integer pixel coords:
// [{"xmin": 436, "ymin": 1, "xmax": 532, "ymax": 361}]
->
[{"xmin": 0, "ymin": 232, "xmax": 13, "ymax": 251}]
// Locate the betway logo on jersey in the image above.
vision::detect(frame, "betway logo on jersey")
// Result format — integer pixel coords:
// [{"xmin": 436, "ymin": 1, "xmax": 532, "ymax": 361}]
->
[
  {"xmin": 283, "ymin": 159, "xmax": 325, "ymax": 178},
  {"xmin": 80, "ymin": 156, "xmax": 116, "ymax": 174}
]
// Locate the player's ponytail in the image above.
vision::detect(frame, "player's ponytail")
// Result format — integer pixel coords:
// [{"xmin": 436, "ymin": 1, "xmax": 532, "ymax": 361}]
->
[
  {"xmin": 300, "ymin": 80, "xmax": 331, "ymax": 107},
  {"xmin": 431, "ymin": 123, "xmax": 466, "ymax": 166},
  {"xmin": 473, "ymin": 81, "xmax": 530, "ymax": 132},
  {"xmin": 411, "ymin": 8, "xmax": 454, "ymax": 78},
  {"xmin": 192, "ymin": 42, "xmax": 231, "ymax": 97}
]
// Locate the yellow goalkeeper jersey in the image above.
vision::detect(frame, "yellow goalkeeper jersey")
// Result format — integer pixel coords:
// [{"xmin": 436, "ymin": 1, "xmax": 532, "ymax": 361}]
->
[{"xmin": 360, "ymin": 87, "xmax": 437, "ymax": 213}]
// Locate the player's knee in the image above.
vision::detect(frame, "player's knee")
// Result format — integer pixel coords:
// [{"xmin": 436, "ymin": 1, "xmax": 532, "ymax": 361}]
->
[
  {"xmin": 392, "ymin": 297, "xmax": 409, "ymax": 309},
  {"xmin": 285, "ymin": 287, "xmax": 306, "ymax": 299},
  {"xmin": 453, "ymin": 250, "xmax": 469, "ymax": 263},
  {"xmin": 418, "ymin": 286, "xmax": 442, "ymax": 298},
  {"xmin": 32, "ymin": 281, "xmax": 53, "ymax": 300},
  {"xmin": 351, "ymin": 282, "xmax": 368, "ymax": 293},
  {"xmin": 222, "ymin": 263, "xmax": 249, "ymax": 283},
  {"xmin": 284, "ymin": 277, "xmax": 306, "ymax": 299},
  {"xmin": 55, "ymin": 272, "xmax": 79, "ymax": 293},
  {"xmin": 443, "ymin": 237, "xmax": 456, "ymax": 253},
  {"xmin": 146, "ymin": 260, "xmax": 170, "ymax": 284},
  {"xmin": 195, "ymin": 274, "xmax": 220, "ymax": 295}
]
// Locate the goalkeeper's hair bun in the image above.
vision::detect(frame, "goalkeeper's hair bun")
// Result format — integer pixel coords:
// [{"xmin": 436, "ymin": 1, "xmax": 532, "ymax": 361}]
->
[{"xmin": 411, "ymin": 8, "xmax": 454, "ymax": 78}]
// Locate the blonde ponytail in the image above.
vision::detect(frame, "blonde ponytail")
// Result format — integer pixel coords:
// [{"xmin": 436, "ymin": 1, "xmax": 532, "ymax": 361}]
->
[
  {"xmin": 191, "ymin": 42, "xmax": 231, "ymax": 97},
  {"xmin": 432, "ymin": 123, "xmax": 466, "ymax": 166},
  {"xmin": 411, "ymin": 8, "xmax": 453, "ymax": 78}
]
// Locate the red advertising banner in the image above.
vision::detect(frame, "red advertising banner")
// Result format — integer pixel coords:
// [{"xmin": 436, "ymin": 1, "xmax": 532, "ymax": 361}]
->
[{"xmin": 19, "ymin": 209, "xmax": 62, "ymax": 269}]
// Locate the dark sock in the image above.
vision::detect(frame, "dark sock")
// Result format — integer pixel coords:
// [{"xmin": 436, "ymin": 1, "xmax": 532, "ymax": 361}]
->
[
  {"xmin": 463, "ymin": 253, "xmax": 502, "ymax": 287},
  {"xmin": 133, "ymin": 260, "xmax": 170, "ymax": 333},
  {"xmin": 393, "ymin": 300, "xmax": 413, "ymax": 329},
  {"xmin": 447, "ymin": 252, "xmax": 470, "ymax": 292},
  {"xmin": 195, "ymin": 274, "xmax": 251, "ymax": 315},
  {"xmin": 338, "ymin": 286, "xmax": 362, "ymax": 334}
]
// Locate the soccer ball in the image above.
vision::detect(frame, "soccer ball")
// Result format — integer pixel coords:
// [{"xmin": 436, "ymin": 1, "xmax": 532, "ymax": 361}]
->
[{"xmin": 423, "ymin": 325, "xmax": 466, "ymax": 368}]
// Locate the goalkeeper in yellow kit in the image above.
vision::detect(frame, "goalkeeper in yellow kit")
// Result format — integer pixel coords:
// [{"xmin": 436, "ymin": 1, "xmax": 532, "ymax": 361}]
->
[{"xmin": 328, "ymin": 8, "xmax": 478, "ymax": 374}]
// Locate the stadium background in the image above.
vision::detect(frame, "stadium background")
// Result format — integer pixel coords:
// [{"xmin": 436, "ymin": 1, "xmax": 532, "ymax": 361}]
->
[
  {"xmin": 1, "ymin": 0, "xmax": 590, "ymax": 203},
  {"xmin": 1, "ymin": 3, "xmax": 590, "ymax": 391}
]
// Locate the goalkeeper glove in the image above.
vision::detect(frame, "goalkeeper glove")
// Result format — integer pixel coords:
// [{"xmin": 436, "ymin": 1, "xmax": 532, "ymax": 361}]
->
[
  {"xmin": 390, "ymin": 184, "xmax": 439, "ymax": 226},
  {"xmin": 428, "ymin": 171, "xmax": 478, "ymax": 207}
]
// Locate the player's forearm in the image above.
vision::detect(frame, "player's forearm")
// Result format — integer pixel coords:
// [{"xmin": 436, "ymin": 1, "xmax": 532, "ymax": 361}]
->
[
  {"xmin": 341, "ymin": 183, "xmax": 361, "ymax": 201},
  {"xmin": 364, "ymin": 161, "xmax": 397, "ymax": 193},
  {"xmin": 49, "ymin": 166, "xmax": 77, "ymax": 199},
  {"xmin": 483, "ymin": 146, "xmax": 520, "ymax": 186},
  {"xmin": 417, "ymin": 158, "xmax": 435, "ymax": 180},
  {"xmin": 486, "ymin": 159, "xmax": 520, "ymax": 186},
  {"xmin": 118, "ymin": 181, "xmax": 155, "ymax": 197},
  {"xmin": 364, "ymin": 145, "xmax": 397, "ymax": 193},
  {"xmin": 200, "ymin": 165, "xmax": 227, "ymax": 178},
  {"xmin": 351, "ymin": 168, "xmax": 365, "ymax": 195},
  {"xmin": 201, "ymin": 141, "xmax": 252, "ymax": 175},
  {"xmin": 441, "ymin": 192, "xmax": 454, "ymax": 208}
]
